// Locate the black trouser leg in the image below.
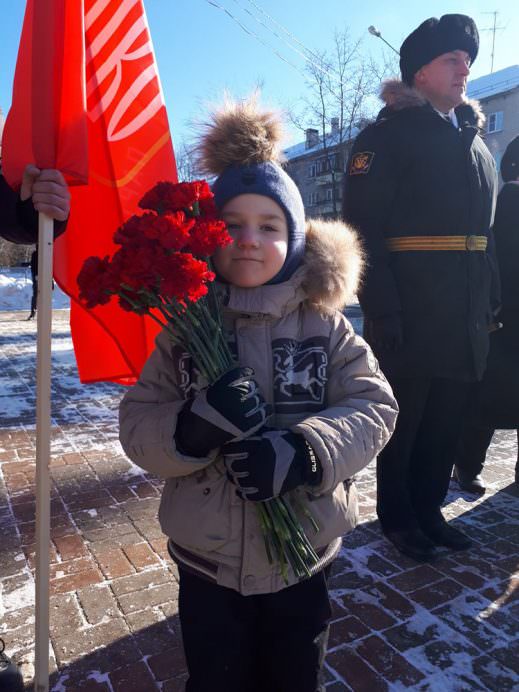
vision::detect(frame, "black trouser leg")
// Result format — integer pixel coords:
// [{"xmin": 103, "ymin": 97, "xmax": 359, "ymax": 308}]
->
[
  {"xmin": 31, "ymin": 279, "xmax": 38, "ymax": 315},
  {"xmin": 257, "ymin": 569, "xmax": 331, "ymax": 692},
  {"xmin": 179, "ymin": 569, "xmax": 258, "ymax": 692},
  {"xmin": 178, "ymin": 568, "xmax": 331, "ymax": 692},
  {"xmin": 408, "ymin": 378, "xmax": 472, "ymax": 527},
  {"xmin": 455, "ymin": 422, "xmax": 495, "ymax": 477},
  {"xmin": 376, "ymin": 377, "xmax": 431, "ymax": 531}
]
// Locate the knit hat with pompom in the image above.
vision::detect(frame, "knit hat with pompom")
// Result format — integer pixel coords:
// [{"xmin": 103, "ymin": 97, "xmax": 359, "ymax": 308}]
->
[{"xmin": 196, "ymin": 95, "xmax": 305, "ymax": 284}]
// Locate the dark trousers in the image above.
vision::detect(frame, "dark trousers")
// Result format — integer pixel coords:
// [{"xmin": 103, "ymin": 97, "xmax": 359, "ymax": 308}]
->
[
  {"xmin": 456, "ymin": 423, "xmax": 495, "ymax": 476},
  {"xmin": 178, "ymin": 567, "xmax": 332, "ymax": 692},
  {"xmin": 457, "ymin": 425, "xmax": 519, "ymax": 476},
  {"xmin": 377, "ymin": 377, "xmax": 471, "ymax": 532},
  {"xmin": 30, "ymin": 278, "xmax": 38, "ymax": 315}
]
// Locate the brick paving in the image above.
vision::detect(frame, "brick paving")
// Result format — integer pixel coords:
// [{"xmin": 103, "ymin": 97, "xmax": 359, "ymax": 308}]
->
[{"xmin": 0, "ymin": 308, "xmax": 518, "ymax": 691}]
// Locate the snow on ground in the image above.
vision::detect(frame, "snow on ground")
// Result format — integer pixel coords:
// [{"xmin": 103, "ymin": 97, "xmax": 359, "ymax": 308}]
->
[{"xmin": 0, "ymin": 267, "xmax": 70, "ymax": 311}]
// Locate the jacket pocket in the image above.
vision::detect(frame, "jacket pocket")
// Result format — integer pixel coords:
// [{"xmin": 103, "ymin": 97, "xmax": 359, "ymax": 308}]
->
[
  {"xmin": 158, "ymin": 463, "xmax": 233, "ymax": 552},
  {"xmin": 300, "ymin": 481, "xmax": 359, "ymax": 548}
]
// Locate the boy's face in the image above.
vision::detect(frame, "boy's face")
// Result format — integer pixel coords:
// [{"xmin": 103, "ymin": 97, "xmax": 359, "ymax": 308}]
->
[{"xmin": 214, "ymin": 194, "xmax": 289, "ymax": 288}]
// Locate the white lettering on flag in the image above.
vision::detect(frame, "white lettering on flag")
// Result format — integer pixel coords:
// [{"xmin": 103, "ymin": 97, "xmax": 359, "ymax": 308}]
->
[{"xmin": 85, "ymin": 0, "xmax": 164, "ymax": 141}]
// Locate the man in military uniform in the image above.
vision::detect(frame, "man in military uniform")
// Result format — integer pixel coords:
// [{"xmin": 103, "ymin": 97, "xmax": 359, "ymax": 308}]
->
[{"xmin": 342, "ymin": 15, "xmax": 498, "ymax": 561}]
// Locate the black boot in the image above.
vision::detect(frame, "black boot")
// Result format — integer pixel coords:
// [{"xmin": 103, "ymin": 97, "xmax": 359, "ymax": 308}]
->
[
  {"xmin": 383, "ymin": 528, "xmax": 437, "ymax": 562},
  {"xmin": 421, "ymin": 520, "xmax": 472, "ymax": 551},
  {"xmin": 0, "ymin": 639, "xmax": 24, "ymax": 692},
  {"xmin": 453, "ymin": 466, "xmax": 486, "ymax": 495}
]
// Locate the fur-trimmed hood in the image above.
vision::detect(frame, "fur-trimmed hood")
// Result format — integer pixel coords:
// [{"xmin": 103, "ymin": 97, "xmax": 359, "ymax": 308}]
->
[
  {"xmin": 379, "ymin": 79, "xmax": 485, "ymax": 129},
  {"xmin": 303, "ymin": 218, "xmax": 363, "ymax": 310},
  {"xmin": 221, "ymin": 219, "xmax": 364, "ymax": 318}
]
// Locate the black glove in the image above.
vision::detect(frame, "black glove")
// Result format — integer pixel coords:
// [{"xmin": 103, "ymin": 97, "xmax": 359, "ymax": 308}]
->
[
  {"xmin": 365, "ymin": 314, "xmax": 403, "ymax": 351},
  {"xmin": 223, "ymin": 428, "xmax": 322, "ymax": 501},
  {"xmin": 175, "ymin": 367, "xmax": 271, "ymax": 457}
]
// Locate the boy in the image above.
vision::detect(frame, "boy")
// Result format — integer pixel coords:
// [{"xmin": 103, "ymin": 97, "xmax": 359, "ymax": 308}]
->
[{"xmin": 119, "ymin": 98, "xmax": 397, "ymax": 692}]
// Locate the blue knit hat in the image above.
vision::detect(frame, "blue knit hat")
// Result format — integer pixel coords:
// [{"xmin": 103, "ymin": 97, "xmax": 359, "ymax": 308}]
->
[{"xmin": 197, "ymin": 96, "xmax": 306, "ymax": 284}]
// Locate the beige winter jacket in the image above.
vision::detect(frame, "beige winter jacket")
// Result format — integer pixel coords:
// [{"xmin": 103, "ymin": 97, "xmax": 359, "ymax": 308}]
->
[{"xmin": 119, "ymin": 219, "xmax": 398, "ymax": 595}]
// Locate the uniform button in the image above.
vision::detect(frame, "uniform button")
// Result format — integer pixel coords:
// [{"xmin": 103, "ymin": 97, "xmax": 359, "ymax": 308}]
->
[{"xmin": 243, "ymin": 575, "xmax": 256, "ymax": 587}]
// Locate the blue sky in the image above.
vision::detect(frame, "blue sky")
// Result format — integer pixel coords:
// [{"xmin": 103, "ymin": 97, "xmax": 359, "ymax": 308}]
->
[{"xmin": 1, "ymin": 1, "xmax": 517, "ymax": 150}]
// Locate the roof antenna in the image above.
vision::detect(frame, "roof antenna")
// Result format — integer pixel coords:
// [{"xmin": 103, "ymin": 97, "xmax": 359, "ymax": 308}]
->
[{"xmin": 481, "ymin": 11, "xmax": 506, "ymax": 73}]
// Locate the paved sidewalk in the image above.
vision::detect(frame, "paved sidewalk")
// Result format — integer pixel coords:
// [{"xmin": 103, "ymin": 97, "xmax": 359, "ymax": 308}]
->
[{"xmin": 0, "ymin": 309, "xmax": 518, "ymax": 691}]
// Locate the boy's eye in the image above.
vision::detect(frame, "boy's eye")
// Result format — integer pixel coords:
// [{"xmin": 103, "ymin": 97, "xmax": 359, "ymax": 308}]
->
[
  {"xmin": 261, "ymin": 225, "xmax": 278, "ymax": 233},
  {"xmin": 226, "ymin": 223, "xmax": 241, "ymax": 232}
]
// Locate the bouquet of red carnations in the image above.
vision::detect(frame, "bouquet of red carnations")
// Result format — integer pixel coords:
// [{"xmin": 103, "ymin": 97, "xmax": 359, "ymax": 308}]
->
[{"xmin": 77, "ymin": 180, "xmax": 319, "ymax": 582}]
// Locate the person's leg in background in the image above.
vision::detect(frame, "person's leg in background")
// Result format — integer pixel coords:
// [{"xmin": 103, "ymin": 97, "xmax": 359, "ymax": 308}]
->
[
  {"xmin": 27, "ymin": 277, "xmax": 37, "ymax": 320},
  {"xmin": 376, "ymin": 377, "xmax": 436, "ymax": 561},
  {"xmin": 409, "ymin": 378, "xmax": 473, "ymax": 550},
  {"xmin": 454, "ymin": 422, "xmax": 495, "ymax": 495},
  {"xmin": 515, "ymin": 429, "xmax": 519, "ymax": 486}
]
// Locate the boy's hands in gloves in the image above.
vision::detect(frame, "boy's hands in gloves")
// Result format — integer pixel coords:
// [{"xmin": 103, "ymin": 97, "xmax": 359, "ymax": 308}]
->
[
  {"xmin": 175, "ymin": 367, "xmax": 271, "ymax": 457},
  {"xmin": 223, "ymin": 428, "xmax": 322, "ymax": 501}
]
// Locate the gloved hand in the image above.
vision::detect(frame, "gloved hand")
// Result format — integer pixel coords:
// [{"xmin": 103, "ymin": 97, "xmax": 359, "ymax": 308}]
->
[
  {"xmin": 223, "ymin": 428, "xmax": 322, "ymax": 501},
  {"xmin": 365, "ymin": 314, "xmax": 403, "ymax": 351},
  {"xmin": 175, "ymin": 367, "xmax": 271, "ymax": 457}
]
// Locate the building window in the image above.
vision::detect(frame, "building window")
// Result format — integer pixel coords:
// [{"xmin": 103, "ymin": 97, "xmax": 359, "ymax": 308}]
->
[
  {"xmin": 487, "ymin": 111, "xmax": 504, "ymax": 133},
  {"xmin": 326, "ymin": 189, "xmax": 333, "ymax": 201},
  {"xmin": 308, "ymin": 192, "xmax": 318, "ymax": 206},
  {"xmin": 309, "ymin": 164, "xmax": 316, "ymax": 178}
]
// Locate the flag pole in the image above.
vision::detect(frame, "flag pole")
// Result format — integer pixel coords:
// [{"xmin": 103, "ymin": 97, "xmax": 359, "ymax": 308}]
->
[{"xmin": 34, "ymin": 212, "xmax": 54, "ymax": 692}]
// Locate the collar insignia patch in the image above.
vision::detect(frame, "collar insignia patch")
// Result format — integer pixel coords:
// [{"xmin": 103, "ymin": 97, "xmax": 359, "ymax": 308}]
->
[{"xmin": 350, "ymin": 151, "xmax": 375, "ymax": 175}]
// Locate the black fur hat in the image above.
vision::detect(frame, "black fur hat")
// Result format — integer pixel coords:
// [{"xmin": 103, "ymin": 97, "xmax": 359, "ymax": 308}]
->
[
  {"xmin": 501, "ymin": 136, "xmax": 519, "ymax": 183},
  {"xmin": 400, "ymin": 14, "xmax": 479, "ymax": 85}
]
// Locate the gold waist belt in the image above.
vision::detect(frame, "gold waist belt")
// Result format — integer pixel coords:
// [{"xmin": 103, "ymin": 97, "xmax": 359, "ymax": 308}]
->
[{"xmin": 386, "ymin": 235, "xmax": 488, "ymax": 252}]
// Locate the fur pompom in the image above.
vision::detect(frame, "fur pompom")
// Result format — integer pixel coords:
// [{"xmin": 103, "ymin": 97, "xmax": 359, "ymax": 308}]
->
[{"xmin": 196, "ymin": 94, "xmax": 285, "ymax": 176}]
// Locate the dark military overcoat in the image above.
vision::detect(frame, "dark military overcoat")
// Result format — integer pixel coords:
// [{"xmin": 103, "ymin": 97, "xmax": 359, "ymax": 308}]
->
[
  {"xmin": 471, "ymin": 182, "xmax": 519, "ymax": 427},
  {"xmin": 342, "ymin": 80, "xmax": 498, "ymax": 382}
]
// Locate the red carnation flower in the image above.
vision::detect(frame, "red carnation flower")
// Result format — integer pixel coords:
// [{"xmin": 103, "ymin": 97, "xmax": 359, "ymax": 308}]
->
[
  {"xmin": 111, "ymin": 244, "xmax": 160, "ymax": 294},
  {"xmin": 187, "ymin": 219, "xmax": 233, "ymax": 257},
  {"xmin": 198, "ymin": 196, "xmax": 218, "ymax": 218},
  {"xmin": 77, "ymin": 256, "xmax": 115, "ymax": 308},
  {"xmin": 113, "ymin": 213, "xmax": 157, "ymax": 247},
  {"xmin": 114, "ymin": 211, "xmax": 195, "ymax": 254},
  {"xmin": 155, "ymin": 213, "xmax": 194, "ymax": 250},
  {"xmin": 139, "ymin": 180, "xmax": 215, "ymax": 215},
  {"xmin": 160, "ymin": 253, "xmax": 215, "ymax": 303},
  {"xmin": 193, "ymin": 180, "xmax": 213, "ymax": 201}
]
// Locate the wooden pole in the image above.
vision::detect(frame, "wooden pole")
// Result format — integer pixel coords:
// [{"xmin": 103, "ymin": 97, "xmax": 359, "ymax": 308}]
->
[{"xmin": 34, "ymin": 212, "xmax": 54, "ymax": 692}]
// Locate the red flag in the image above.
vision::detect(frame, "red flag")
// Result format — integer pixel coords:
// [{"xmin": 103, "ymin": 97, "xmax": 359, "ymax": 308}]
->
[
  {"xmin": 4, "ymin": 0, "xmax": 177, "ymax": 385},
  {"xmin": 2, "ymin": 0, "xmax": 88, "ymax": 186}
]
